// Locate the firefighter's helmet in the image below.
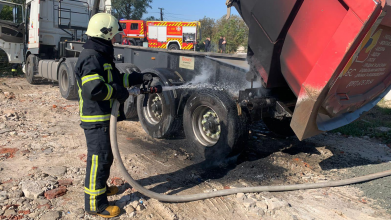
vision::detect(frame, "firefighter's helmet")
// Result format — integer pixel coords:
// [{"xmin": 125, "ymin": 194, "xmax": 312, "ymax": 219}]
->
[{"xmin": 85, "ymin": 13, "xmax": 123, "ymax": 40}]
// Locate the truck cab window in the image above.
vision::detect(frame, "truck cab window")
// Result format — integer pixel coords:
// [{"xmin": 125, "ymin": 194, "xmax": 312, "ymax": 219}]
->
[
  {"xmin": 0, "ymin": 4, "xmax": 23, "ymax": 24},
  {"xmin": 130, "ymin": 23, "xmax": 138, "ymax": 30},
  {"xmin": 183, "ymin": 33, "xmax": 195, "ymax": 42},
  {"xmin": 0, "ymin": 3, "xmax": 24, "ymax": 44},
  {"xmin": 121, "ymin": 23, "xmax": 126, "ymax": 30}
]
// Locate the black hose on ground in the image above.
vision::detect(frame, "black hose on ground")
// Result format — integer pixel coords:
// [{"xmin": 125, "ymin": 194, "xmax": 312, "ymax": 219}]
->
[{"xmin": 110, "ymin": 100, "xmax": 391, "ymax": 202}]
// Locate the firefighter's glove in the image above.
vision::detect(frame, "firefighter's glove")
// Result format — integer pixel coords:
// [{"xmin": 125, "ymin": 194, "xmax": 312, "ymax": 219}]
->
[{"xmin": 111, "ymin": 83, "xmax": 129, "ymax": 104}]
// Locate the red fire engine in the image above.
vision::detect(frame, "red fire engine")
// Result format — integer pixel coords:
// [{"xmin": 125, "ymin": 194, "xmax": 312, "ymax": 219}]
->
[{"xmin": 120, "ymin": 20, "xmax": 200, "ymax": 50}]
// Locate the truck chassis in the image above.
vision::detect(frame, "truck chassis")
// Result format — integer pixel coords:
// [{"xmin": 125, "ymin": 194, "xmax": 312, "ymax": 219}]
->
[{"xmin": 30, "ymin": 42, "xmax": 295, "ymax": 163}]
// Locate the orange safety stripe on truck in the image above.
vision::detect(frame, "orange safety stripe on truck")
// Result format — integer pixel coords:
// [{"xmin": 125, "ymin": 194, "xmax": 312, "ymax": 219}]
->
[
  {"xmin": 182, "ymin": 44, "xmax": 193, "ymax": 50},
  {"xmin": 158, "ymin": 44, "xmax": 167, "ymax": 49},
  {"xmin": 148, "ymin": 42, "xmax": 157, "ymax": 47},
  {"xmin": 150, "ymin": 22, "xmax": 197, "ymax": 27},
  {"xmin": 140, "ymin": 23, "xmax": 144, "ymax": 35},
  {"xmin": 167, "ymin": 38, "xmax": 182, "ymax": 44}
]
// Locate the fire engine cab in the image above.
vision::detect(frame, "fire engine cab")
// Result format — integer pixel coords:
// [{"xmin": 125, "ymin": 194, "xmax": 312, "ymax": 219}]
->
[{"xmin": 120, "ymin": 20, "xmax": 199, "ymax": 50}]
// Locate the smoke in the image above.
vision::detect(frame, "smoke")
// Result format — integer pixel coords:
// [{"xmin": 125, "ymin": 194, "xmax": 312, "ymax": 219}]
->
[
  {"xmin": 189, "ymin": 59, "xmax": 256, "ymax": 97},
  {"xmin": 165, "ymin": 58, "xmax": 262, "ymax": 97},
  {"xmin": 189, "ymin": 71, "xmax": 210, "ymax": 84},
  {"xmin": 188, "ymin": 61, "xmax": 214, "ymax": 85}
]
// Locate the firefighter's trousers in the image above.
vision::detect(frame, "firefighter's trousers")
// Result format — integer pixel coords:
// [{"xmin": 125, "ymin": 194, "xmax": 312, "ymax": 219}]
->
[{"xmin": 84, "ymin": 127, "xmax": 113, "ymax": 213}]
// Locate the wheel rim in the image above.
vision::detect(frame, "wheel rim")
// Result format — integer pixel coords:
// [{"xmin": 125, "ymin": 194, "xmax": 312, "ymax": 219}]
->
[
  {"xmin": 60, "ymin": 69, "xmax": 68, "ymax": 92},
  {"xmin": 143, "ymin": 94, "xmax": 163, "ymax": 125},
  {"xmin": 192, "ymin": 105, "xmax": 221, "ymax": 147}
]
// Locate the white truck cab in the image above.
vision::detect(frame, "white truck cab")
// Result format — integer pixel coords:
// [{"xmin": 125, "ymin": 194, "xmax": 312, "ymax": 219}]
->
[
  {"xmin": 0, "ymin": 0, "xmax": 112, "ymax": 100},
  {"xmin": 0, "ymin": 0, "xmax": 111, "ymax": 64},
  {"xmin": 25, "ymin": 0, "xmax": 90, "ymax": 58},
  {"xmin": 0, "ymin": 0, "xmax": 24, "ymax": 64}
]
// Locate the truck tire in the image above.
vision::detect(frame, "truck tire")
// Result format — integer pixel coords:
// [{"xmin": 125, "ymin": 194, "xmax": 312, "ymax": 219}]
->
[
  {"xmin": 25, "ymin": 55, "xmax": 38, "ymax": 84},
  {"xmin": 183, "ymin": 89, "xmax": 248, "ymax": 165},
  {"xmin": 0, "ymin": 49, "xmax": 9, "ymax": 67},
  {"xmin": 137, "ymin": 77, "xmax": 181, "ymax": 138},
  {"xmin": 168, "ymin": 43, "xmax": 180, "ymax": 50},
  {"xmin": 116, "ymin": 63, "xmax": 141, "ymax": 119},
  {"xmin": 58, "ymin": 63, "xmax": 78, "ymax": 100}
]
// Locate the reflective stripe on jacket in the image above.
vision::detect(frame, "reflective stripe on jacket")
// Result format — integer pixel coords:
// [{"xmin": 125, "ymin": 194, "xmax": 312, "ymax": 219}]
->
[{"xmin": 74, "ymin": 49, "xmax": 143, "ymax": 129}]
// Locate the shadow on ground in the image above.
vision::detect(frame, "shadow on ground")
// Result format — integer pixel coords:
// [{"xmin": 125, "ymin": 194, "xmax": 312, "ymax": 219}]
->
[{"xmin": 119, "ymin": 118, "xmax": 391, "ymax": 199}]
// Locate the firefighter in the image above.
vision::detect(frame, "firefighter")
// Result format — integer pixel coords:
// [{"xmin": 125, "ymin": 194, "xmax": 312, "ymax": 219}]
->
[{"xmin": 74, "ymin": 13, "xmax": 150, "ymax": 218}]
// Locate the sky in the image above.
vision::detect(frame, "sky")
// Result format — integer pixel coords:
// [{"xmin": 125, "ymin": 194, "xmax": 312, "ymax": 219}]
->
[{"xmin": 142, "ymin": 0, "xmax": 240, "ymax": 21}]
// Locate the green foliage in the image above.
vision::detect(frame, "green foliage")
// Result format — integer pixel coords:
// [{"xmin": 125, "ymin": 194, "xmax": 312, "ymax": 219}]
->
[
  {"xmin": 112, "ymin": 0, "xmax": 152, "ymax": 20},
  {"xmin": 198, "ymin": 15, "xmax": 248, "ymax": 53},
  {"xmin": 199, "ymin": 16, "xmax": 214, "ymax": 39},
  {"xmin": 212, "ymin": 15, "xmax": 248, "ymax": 53},
  {"xmin": 0, "ymin": 0, "xmax": 24, "ymax": 23},
  {"xmin": 0, "ymin": 5, "xmax": 13, "ymax": 21},
  {"xmin": 145, "ymin": 15, "xmax": 159, "ymax": 21},
  {"xmin": 11, "ymin": 0, "xmax": 24, "ymax": 4},
  {"xmin": 332, "ymin": 105, "xmax": 391, "ymax": 144}
]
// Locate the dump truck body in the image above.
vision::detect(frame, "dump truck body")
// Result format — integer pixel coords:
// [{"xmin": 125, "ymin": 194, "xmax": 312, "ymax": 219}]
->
[{"xmin": 233, "ymin": 0, "xmax": 391, "ymax": 140}]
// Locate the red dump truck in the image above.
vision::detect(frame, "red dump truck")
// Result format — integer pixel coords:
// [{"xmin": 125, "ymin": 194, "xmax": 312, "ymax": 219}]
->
[
  {"xmin": 230, "ymin": 0, "xmax": 391, "ymax": 140},
  {"xmin": 21, "ymin": 0, "xmax": 391, "ymax": 163}
]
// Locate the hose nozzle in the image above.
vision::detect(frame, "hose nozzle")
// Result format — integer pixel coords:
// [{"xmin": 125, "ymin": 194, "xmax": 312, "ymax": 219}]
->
[
  {"xmin": 128, "ymin": 85, "xmax": 163, "ymax": 96},
  {"xmin": 140, "ymin": 85, "xmax": 163, "ymax": 94}
]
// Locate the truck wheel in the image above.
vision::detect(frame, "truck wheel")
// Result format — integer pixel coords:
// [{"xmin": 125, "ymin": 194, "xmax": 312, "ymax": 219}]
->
[
  {"xmin": 0, "ymin": 49, "xmax": 9, "ymax": 67},
  {"xmin": 137, "ymin": 77, "xmax": 181, "ymax": 138},
  {"xmin": 25, "ymin": 55, "xmax": 38, "ymax": 84},
  {"xmin": 58, "ymin": 63, "xmax": 78, "ymax": 100},
  {"xmin": 168, "ymin": 43, "xmax": 180, "ymax": 50},
  {"xmin": 116, "ymin": 63, "xmax": 141, "ymax": 119},
  {"xmin": 183, "ymin": 89, "xmax": 248, "ymax": 165}
]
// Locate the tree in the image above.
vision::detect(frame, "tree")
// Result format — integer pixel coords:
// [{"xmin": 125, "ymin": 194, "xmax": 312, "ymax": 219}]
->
[
  {"xmin": 212, "ymin": 15, "xmax": 248, "ymax": 53},
  {"xmin": 195, "ymin": 15, "xmax": 248, "ymax": 53},
  {"xmin": 112, "ymin": 0, "xmax": 152, "ymax": 20},
  {"xmin": 145, "ymin": 15, "xmax": 159, "ymax": 21},
  {"xmin": 0, "ymin": 5, "xmax": 13, "ymax": 21},
  {"xmin": 198, "ymin": 16, "xmax": 215, "ymax": 40}
]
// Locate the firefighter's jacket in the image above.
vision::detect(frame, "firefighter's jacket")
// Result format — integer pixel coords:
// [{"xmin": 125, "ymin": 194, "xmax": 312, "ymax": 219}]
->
[{"xmin": 75, "ymin": 38, "xmax": 143, "ymax": 129}]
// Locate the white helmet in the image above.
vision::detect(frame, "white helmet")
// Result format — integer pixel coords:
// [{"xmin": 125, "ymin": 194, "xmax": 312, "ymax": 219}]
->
[{"xmin": 85, "ymin": 13, "xmax": 123, "ymax": 40}]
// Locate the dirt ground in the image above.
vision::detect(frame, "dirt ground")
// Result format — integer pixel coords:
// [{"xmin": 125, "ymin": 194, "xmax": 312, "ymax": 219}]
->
[{"xmin": 1, "ymin": 76, "xmax": 391, "ymax": 220}]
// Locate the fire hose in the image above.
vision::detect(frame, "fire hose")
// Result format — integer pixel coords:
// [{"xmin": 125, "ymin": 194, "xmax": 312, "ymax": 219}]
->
[{"xmin": 109, "ymin": 88, "xmax": 391, "ymax": 202}]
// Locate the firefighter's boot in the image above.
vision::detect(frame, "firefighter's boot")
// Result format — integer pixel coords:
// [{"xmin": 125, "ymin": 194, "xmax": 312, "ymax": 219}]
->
[
  {"xmin": 96, "ymin": 205, "xmax": 120, "ymax": 218},
  {"xmin": 106, "ymin": 185, "xmax": 119, "ymax": 196}
]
